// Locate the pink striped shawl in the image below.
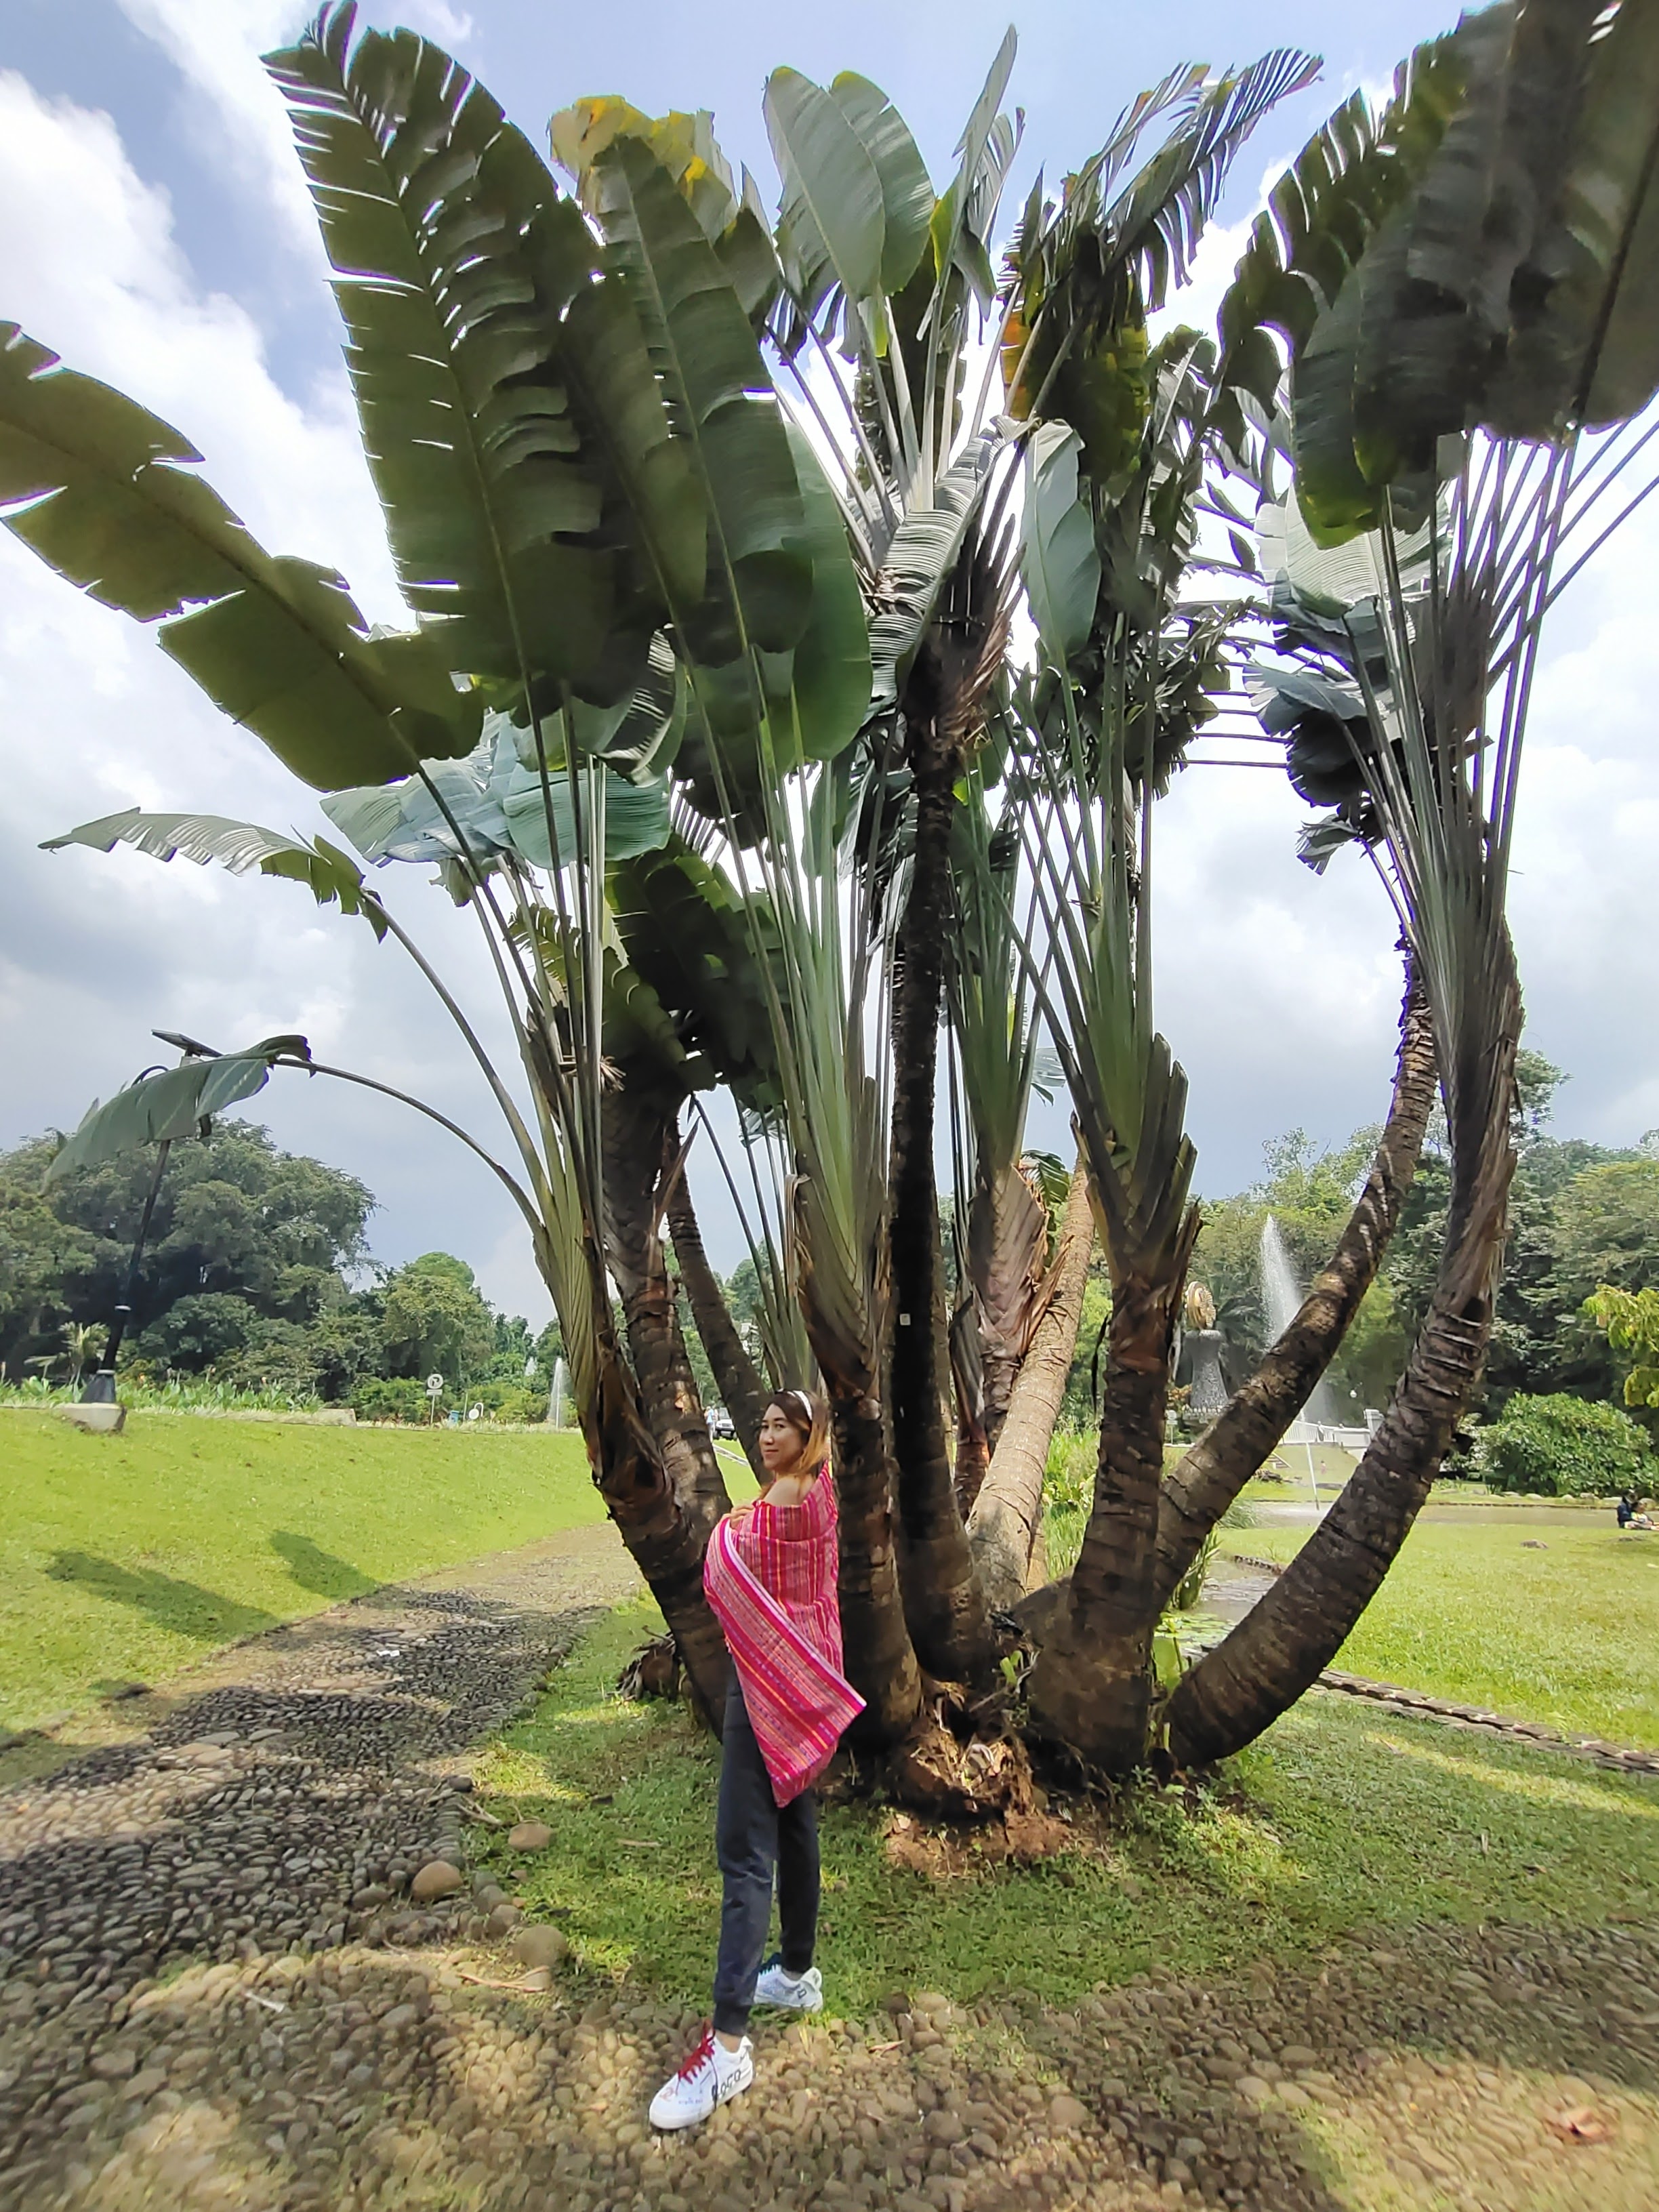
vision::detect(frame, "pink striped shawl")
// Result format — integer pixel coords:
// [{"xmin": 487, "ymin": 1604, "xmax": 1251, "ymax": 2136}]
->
[{"xmin": 702, "ymin": 1471, "xmax": 865, "ymax": 1807}]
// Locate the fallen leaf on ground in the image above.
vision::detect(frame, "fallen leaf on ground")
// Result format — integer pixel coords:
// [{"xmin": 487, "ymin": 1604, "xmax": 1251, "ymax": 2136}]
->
[{"xmin": 1546, "ymin": 2106, "xmax": 1612, "ymax": 2144}]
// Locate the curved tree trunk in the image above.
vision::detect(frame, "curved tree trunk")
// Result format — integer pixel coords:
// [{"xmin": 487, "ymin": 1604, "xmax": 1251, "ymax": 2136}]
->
[
  {"xmin": 973, "ymin": 1158, "xmax": 1050, "ymax": 1456},
  {"xmin": 829, "ymin": 1380, "xmax": 924, "ymax": 1744},
  {"xmin": 1025, "ymin": 1225, "xmax": 1196, "ymax": 1777},
  {"xmin": 1150, "ymin": 958, "xmax": 1437, "ymax": 1610},
  {"xmin": 968, "ymin": 1157, "xmax": 1093, "ymax": 1612},
  {"xmin": 1166, "ymin": 964, "xmax": 1520, "ymax": 1767},
  {"xmin": 665, "ymin": 1161, "xmax": 769, "ymax": 1477},
  {"xmin": 602, "ymin": 1071, "xmax": 731, "ymax": 1544},
  {"xmin": 886, "ymin": 715, "xmax": 993, "ymax": 1685},
  {"xmin": 580, "ymin": 1259, "xmax": 731, "ymax": 1726},
  {"xmin": 949, "ymin": 1290, "xmax": 991, "ymax": 1517}
]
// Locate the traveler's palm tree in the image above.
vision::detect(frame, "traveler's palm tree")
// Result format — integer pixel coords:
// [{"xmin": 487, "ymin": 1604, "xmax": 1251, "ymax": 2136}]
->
[
  {"xmin": 1170, "ymin": 0, "xmax": 1659, "ymax": 1758},
  {"xmin": 19, "ymin": 1, "xmax": 1650, "ymax": 1786}
]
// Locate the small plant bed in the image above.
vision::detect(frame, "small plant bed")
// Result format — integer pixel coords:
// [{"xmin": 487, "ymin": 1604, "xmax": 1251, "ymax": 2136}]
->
[
  {"xmin": 0, "ymin": 1412, "xmax": 602, "ymax": 1734},
  {"xmin": 470, "ymin": 1600, "xmax": 1659, "ymax": 2017},
  {"xmin": 1212, "ymin": 1513, "xmax": 1659, "ymax": 1751}
]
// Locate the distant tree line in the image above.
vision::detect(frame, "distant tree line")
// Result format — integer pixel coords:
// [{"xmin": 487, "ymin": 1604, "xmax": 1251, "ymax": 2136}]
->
[
  {"xmin": 1050, "ymin": 1052, "xmax": 1659, "ymax": 1434},
  {"xmin": 0, "ymin": 1120, "xmax": 559, "ymax": 1418}
]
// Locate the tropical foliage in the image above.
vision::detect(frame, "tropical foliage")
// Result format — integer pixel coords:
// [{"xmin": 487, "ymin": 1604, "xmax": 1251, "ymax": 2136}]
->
[
  {"xmin": 1475, "ymin": 1391, "xmax": 1652, "ymax": 1498},
  {"xmin": 8, "ymin": 1, "xmax": 1659, "ymax": 1785},
  {"xmin": 1, "ymin": 1121, "xmax": 557, "ymax": 1412}
]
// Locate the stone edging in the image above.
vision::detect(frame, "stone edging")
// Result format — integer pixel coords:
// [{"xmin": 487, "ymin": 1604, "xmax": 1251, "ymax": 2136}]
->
[
  {"xmin": 1311, "ymin": 1670, "xmax": 1659, "ymax": 1778},
  {"xmin": 1206, "ymin": 1552, "xmax": 1659, "ymax": 1778}
]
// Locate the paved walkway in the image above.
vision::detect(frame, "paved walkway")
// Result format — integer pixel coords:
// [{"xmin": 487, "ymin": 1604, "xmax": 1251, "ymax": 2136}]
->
[{"xmin": 1, "ymin": 1532, "xmax": 1656, "ymax": 2211}]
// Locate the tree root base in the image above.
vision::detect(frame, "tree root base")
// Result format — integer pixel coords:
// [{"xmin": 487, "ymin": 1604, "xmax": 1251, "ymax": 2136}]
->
[{"xmin": 616, "ymin": 1633, "xmax": 681, "ymax": 1702}]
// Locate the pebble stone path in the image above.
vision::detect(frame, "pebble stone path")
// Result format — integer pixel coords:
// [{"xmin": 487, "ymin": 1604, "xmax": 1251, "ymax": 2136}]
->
[{"xmin": 1, "ymin": 1531, "xmax": 1656, "ymax": 2212}]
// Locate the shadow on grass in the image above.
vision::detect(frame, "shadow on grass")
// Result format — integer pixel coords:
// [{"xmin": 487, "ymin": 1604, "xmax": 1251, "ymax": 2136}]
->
[
  {"xmin": 44, "ymin": 1552, "xmax": 278, "ymax": 1643},
  {"xmin": 269, "ymin": 1530, "xmax": 377, "ymax": 1601}
]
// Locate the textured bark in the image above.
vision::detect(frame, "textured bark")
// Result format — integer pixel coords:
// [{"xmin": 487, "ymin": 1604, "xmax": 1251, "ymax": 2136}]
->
[
  {"xmin": 665, "ymin": 1166, "xmax": 769, "ymax": 1477},
  {"xmin": 1150, "ymin": 959, "xmax": 1437, "ymax": 1610},
  {"xmin": 949, "ymin": 1279, "xmax": 990, "ymax": 1515},
  {"xmin": 1166, "ymin": 962, "xmax": 1521, "ymax": 1767},
  {"xmin": 968, "ymin": 1158, "xmax": 1094, "ymax": 1613},
  {"xmin": 972, "ymin": 1160, "xmax": 1050, "ymax": 1456},
  {"xmin": 1026, "ymin": 1250, "xmax": 1192, "ymax": 1777},
  {"xmin": 602, "ymin": 1074, "xmax": 730, "ymax": 1545},
  {"xmin": 830, "ymin": 1387, "xmax": 924, "ymax": 1742},
  {"xmin": 580, "ymin": 1273, "xmax": 730, "ymax": 1727},
  {"xmin": 953, "ymin": 1422, "xmax": 991, "ymax": 1517},
  {"xmin": 886, "ymin": 714, "xmax": 993, "ymax": 1685}
]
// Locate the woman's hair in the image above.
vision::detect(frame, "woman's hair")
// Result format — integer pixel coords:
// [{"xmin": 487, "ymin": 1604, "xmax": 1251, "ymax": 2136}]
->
[{"xmin": 764, "ymin": 1387, "xmax": 830, "ymax": 1476}]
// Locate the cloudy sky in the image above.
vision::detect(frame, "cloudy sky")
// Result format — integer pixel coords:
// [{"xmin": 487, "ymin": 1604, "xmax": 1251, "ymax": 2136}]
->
[{"xmin": 5, "ymin": 0, "xmax": 1656, "ymax": 1322}]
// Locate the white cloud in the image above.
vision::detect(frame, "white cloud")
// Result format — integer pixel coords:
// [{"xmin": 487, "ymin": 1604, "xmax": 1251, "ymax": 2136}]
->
[
  {"xmin": 0, "ymin": 68, "xmax": 549, "ymax": 1317},
  {"xmin": 112, "ymin": 3, "xmax": 326, "ymax": 274},
  {"xmin": 3, "ymin": 29, "xmax": 1658, "ymax": 1353},
  {"xmin": 113, "ymin": 0, "xmax": 480, "ymax": 268}
]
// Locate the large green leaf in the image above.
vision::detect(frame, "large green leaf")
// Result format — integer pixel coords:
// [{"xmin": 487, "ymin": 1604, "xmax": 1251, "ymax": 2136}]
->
[
  {"xmin": 321, "ymin": 735, "xmax": 512, "ymax": 865},
  {"xmin": 591, "ymin": 134, "xmax": 813, "ymax": 672},
  {"xmin": 777, "ymin": 419, "xmax": 874, "ymax": 762},
  {"xmin": 765, "ymin": 67, "xmax": 887, "ymax": 317},
  {"xmin": 669, "ymin": 418, "xmax": 867, "ymax": 829},
  {"xmin": 549, "ymin": 99, "xmax": 781, "ymax": 326},
  {"xmin": 266, "ymin": 5, "xmax": 678, "ymax": 708},
  {"xmin": 868, "ymin": 436, "xmax": 1000, "ymax": 711},
  {"xmin": 322, "ymin": 727, "xmax": 669, "ymax": 872},
  {"xmin": 48, "ymin": 1038, "xmax": 311, "ymax": 1183},
  {"xmin": 1021, "ymin": 424, "xmax": 1101, "ymax": 664},
  {"xmin": 500, "ymin": 765, "xmax": 671, "ymax": 867},
  {"xmin": 41, "ymin": 808, "xmax": 389, "ymax": 937},
  {"xmin": 830, "ymin": 74, "xmax": 934, "ymax": 296},
  {"xmin": 1214, "ymin": 33, "xmax": 1466, "ymax": 426},
  {"xmin": 610, "ymin": 833, "xmax": 781, "ymax": 1110},
  {"xmin": 931, "ymin": 26, "xmax": 1018, "ymax": 293},
  {"xmin": 1491, "ymin": 0, "xmax": 1659, "ymax": 434},
  {"xmin": 1290, "ymin": 253, "xmax": 1389, "ymax": 544},
  {"xmin": 1345, "ymin": 5, "xmax": 1595, "ymax": 489},
  {"xmin": 0, "ymin": 326, "xmax": 476, "ymax": 789},
  {"xmin": 1105, "ymin": 49, "xmax": 1321, "ymax": 314}
]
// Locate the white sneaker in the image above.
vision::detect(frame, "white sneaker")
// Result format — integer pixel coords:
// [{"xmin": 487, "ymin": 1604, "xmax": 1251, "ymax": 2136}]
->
[
  {"xmin": 752, "ymin": 1954, "xmax": 823, "ymax": 2013},
  {"xmin": 649, "ymin": 2026, "xmax": 754, "ymax": 2130}
]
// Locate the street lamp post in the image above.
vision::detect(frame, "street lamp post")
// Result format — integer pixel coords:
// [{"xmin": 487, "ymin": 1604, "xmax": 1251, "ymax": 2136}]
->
[{"xmin": 80, "ymin": 1031, "xmax": 219, "ymax": 1406}]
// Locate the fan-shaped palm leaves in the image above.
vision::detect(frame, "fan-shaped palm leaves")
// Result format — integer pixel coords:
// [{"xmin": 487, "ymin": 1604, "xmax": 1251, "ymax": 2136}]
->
[{"xmin": 26, "ymin": 3, "xmax": 1633, "ymax": 1796}]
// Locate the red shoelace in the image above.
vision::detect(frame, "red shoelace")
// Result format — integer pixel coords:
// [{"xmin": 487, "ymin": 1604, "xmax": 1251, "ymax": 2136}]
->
[{"xmin": 674, "ymin": 2026, "xmax": 717, "ymax": 2083}]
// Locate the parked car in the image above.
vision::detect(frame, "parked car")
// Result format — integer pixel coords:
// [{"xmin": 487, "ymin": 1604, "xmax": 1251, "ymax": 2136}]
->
[{"xmin": 706, "ymin": 1404, "xmax": 737, "ymax": 1440}]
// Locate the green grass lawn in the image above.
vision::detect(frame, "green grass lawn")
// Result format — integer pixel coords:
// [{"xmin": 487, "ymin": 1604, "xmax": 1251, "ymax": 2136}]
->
[
  {"xmin": 0, "ymin": 1411, "xmax": 602, "ymax": 1733},
  {"xmin": 1216, "ymin": 1513, "xmax": 1659, "ymax": 1748},
  {"xmin": 474, "ymin": 1597, "xmax": 1659, "ymax": 2015}
]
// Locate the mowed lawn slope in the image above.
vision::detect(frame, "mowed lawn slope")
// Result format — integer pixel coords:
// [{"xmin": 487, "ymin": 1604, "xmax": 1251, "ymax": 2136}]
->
[
  {"xmin": 1218, "ymin": 1511, "xmax": 1659, "ymax": 1750},
  {"xmin": 0, "ymin": 1413, "xmax": 604, "ymax": 1732}
]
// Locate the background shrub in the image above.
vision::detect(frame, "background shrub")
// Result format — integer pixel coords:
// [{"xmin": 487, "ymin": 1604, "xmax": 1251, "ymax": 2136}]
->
[
  {"xmin": 1475, "ymin": 1391, "xmax": 1652, "ymax": 1497},
  {"xmin": 350, "ymin": 1376, "xmax": 432, "ymax": 1425}
]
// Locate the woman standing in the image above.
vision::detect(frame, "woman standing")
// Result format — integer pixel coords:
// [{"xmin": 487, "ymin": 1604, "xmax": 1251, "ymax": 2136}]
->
[{"xmin": 649, "ymin": 1389, "xmax": 863, "ymax": 2130}]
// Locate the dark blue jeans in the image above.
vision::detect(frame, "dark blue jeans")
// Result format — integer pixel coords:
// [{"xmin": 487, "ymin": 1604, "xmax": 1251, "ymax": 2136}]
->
[{"xmin": 712, "ymin": 1675, "xmax": 820, "ymax": 2034}]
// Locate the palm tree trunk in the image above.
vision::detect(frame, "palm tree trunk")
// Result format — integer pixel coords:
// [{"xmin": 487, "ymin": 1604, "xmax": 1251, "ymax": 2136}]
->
[
  {"xmin": 664, "ymin": 1164, "xmax": 769, "ymax": 1477},
  {"xmin": 972, "ymin": 1160, "xmax": 1050, "ymax": 1454},
  {"xmin": 1151, "ymin": 958, "xmax": 1437, "ymax": 1610},
  {"xmin": 602, "ymin": 1071, "xmax": 731, "ymax": 1544},
  {"xmin": 1166, "ymin": 967, "xmax": 1519, "ymax": 1767},
  {"xmin": 968, "ymin": 1157, "xmax": 1093, "ymax": 1612},
  {"xmin": 827, "ymin": 1381, "xmax": 924, "ymax": 1742},
  {"xmin": 886, "ymin": 723, "xmax": 993, "ymax": 1684},
  {"xmin": 952, "ymin": 1417, "xmax": 991, "ymax": 1516},
  {"xmin": 1026, "ymin": 1233, "xmax": 1194, "ymax": 1777},
  {"xmin": 586, "ymin": 1324, "xmax": 732, "ymax": 1725}
]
